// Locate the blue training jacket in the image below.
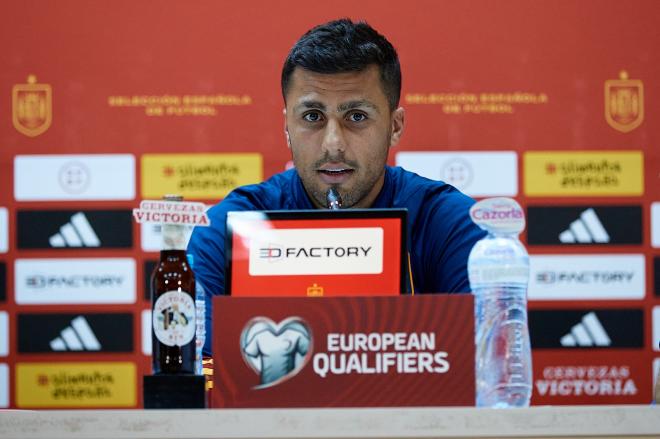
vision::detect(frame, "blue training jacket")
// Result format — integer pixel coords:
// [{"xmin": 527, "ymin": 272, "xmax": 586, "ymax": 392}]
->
[{"xmin": 187, "ymin": 166, "xmax": 486, "ymax": 354}]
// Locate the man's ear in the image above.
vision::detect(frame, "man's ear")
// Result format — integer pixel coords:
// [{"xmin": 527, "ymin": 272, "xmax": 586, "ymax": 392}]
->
[
  {"xmin": 283, "ymin": 108, "xmax": 291, "ymax": 148},
  {"xmin": 389, "ymin": 107, "xmax": 405, "ymax": 148}
]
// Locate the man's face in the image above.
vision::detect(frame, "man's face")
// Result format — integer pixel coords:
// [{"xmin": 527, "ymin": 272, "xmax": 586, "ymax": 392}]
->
[{"xmin": 284, "ymin": 65, "xmax": 404, "ymax": 208}]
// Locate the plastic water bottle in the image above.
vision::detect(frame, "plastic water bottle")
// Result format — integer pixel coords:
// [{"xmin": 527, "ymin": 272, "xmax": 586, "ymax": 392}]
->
[
  {"xmin": 187, "ymin": 254, "xmax": 206, "ymax": 376},
  {"xmin": 467, "ymin": 197, "xmax": 532, "ymax": 408}
]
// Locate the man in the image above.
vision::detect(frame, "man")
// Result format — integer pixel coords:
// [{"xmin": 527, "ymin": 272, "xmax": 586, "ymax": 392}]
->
[{"xmin": 188, "ymin": 19, "xmax": 486, "ymax": 353}]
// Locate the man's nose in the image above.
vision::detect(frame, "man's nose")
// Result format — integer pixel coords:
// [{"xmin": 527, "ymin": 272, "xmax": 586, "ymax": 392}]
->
[{"xmin": 321, "ymin": 119, "xmax": 346, "ymax": 155}]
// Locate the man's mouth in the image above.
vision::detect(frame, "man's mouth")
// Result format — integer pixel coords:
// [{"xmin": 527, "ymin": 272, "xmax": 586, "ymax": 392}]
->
[{"xmin": 317, "ymin": 167, "xmax": 355, "ymax": 183}]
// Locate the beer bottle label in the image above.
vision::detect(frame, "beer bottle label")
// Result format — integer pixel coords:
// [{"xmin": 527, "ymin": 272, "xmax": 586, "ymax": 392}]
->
[{"xmin": 153, "ymin": 290, "xmax": 196, "ymax": 347}]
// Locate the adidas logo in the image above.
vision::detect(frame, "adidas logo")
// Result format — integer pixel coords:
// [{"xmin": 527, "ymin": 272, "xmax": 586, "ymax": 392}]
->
[
  {"xmin": 49, "ymin": 212, "xmax": 100, "ymax": 247},
  {"xmin": 558, "ymin": 208, "xmax": 610, "ymax": 243},
  {"xmin": 49, "ymin": 316, "xmax": 101, "ymax": 351},
  {"xmin": 560, "ymin": 312, "xmax": 612, "ymax": 347}
]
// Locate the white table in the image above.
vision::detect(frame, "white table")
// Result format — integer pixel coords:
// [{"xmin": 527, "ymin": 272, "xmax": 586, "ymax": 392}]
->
[{"xmin": 1, "ymin": 405, "xmax": 659, "ymax": 439}]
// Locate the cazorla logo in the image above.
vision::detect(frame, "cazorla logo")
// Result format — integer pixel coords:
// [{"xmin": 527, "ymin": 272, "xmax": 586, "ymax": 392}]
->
[
  {"xmin": 605, "ymin": 70, "xmax": 643, "ymax": 133},
  {"xmin": 13, "ymin": 74, "xmax": 52, "ymax": 137}
]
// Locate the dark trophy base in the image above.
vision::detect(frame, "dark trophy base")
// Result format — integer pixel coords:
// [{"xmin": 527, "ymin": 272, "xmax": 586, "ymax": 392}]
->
[{"xmin": 143, "ymin": 374, "xmax": 207, "ymax": 409}]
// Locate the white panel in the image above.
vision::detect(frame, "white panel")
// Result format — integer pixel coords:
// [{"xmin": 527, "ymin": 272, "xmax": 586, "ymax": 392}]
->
[
  {"xmin": 653, "ymin": 306, "xmax": 660, "ymax": 352},
  {"xmin": 14, "ymin": 154, "xmax": 135, "ymax": 201},
  {"xmin": 142, "ymin": 309, "xmax": 152, "ymax": 356},
  {"xmin": 0, "ymin": 312, "xmax": 8, "ymax": 356},
  {"xmin": 529, "ymin": 254, "xmax": 645, "ymax": 300},
  {"xmin": 0, "ymin": 364, "xmax": 8, "ymax": 407},
  {"xmin": 652, "ymin": 202, "xmax": 660, "ymax": 248},
  {"xmin": 0, "ymin": 208, "xmax": 7, "ymax": 253},
  {"xmin": 395, "ymin": 151, "xmax": 518, "ymax": 197},
  {"xmin": 15, "ymin": 258, "xmax": 136, "ymax": 304}
]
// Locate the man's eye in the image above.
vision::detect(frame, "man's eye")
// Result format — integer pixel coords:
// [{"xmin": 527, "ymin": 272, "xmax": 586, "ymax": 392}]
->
[
  {"xmin": 303, "ymin": 112, "xmax": 323, "ymax": 122},
  {"xmin": 348, "ymin": 112, "xmax": 367, "ymax": 122}
]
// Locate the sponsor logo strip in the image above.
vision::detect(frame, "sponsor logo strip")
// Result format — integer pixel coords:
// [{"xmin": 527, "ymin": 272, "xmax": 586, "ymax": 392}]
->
[
  {"xmin": 0, "ymin": 207, "xmax": 7, "ymax": 253},
  {"xmin": 249, "ymin": 227, "xmax": 384, "ymax": 276},
  {"xmin": 652, "ymin": 202, "xmax": 660, "ymax": 248},
  {"xmin": 523, "ymin": 151, "xmax": 643, "ymax": 196},
  {"xmin": 529, "ymin": 309, "xmax": 643, "ymax": 349},
  {"xmin": 14, "ymin": 154, "xmax": 135, "ymax": 201},
  {"xmin": 653, "ymin": 306, "xmax": 660, "ymax": 352},
  {"xmin": 527, "ymin": 206, "xmax": 642, "ymax": 245},
  {"xmin": 395, "ymin": 151, "xmax": 518, "ymax": 197},
  {"xmin": 529, "ymin": 254, "xmax": 645, "ymax": 300},
  {"xmin": 0, "ymin": 262, "xmax": 6, "ymax": 302},
  {"xmin": 532, "ymin": 351, "xmax": 648, "ymax": 404},
  {"xmin": 0, "ymin": 312, "xmax": 8, "ymax": 356},
  {"xmin": 0, "ymin": 364, "xmax": 8, "ymax": 407},
  {"xmin": 15, "ymin": 258, "xmax": 136, "ymax": 304},
  {"xmin": 17, "ymin": 210, "xmax": 133, "ymax": 249},
  {"xmin": 17, "ymin": 313, "xmax": 134, "ymax": 353},
  {"xmin": 16, "ymin": 362, "xmax": 136, "ymax": 408},
  {"xmin": 141, "ymin": 153, "xmax": 262, "ymax": 199},
  {"xmin": 655, "ymin": 257, "xmax": 660, "ymax": 297},
  {"xmin": 142, "ymin": 310, "xmax": 152, "ymax": 356}
]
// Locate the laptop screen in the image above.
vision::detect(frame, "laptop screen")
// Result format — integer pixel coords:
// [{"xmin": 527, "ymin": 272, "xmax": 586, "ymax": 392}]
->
[{"xmin": 225, "ymin": 209, "xmax": 407, "ymax": 296}]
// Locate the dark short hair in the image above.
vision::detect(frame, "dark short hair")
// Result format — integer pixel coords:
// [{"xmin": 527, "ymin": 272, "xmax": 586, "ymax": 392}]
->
[{"xmin": 281, "ymin": 18, "xmax": 401, "ymax": 111}]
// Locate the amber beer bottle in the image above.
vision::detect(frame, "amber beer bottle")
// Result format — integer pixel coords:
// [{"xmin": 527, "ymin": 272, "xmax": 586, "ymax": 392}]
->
[{"xmin": 151, "ymin": 195, "xmax": 196, "ymax": 374}]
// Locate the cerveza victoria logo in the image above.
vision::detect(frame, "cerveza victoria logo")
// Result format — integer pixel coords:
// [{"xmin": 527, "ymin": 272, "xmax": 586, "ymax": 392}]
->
[
  {"xmin": 18, "ymin": 313, "xmax": 133, "ymax": 353},
  {"xmin": 527, "ymin": 205, "xmax": 642, "ymax": 245},
  {"xmin": 240, "ymin": 317, "xmax": 312, "ymax": 388},
  {"xmin": 529, "ymin": 309, "xmax": 643, "ymax": 349},
  {"xmin": 17, "ymin": 210, "xmax": 133, "ymax": 249},
  {"xmin": 248, "ymin": 227, "xmax": 384, "ymax": 276}
]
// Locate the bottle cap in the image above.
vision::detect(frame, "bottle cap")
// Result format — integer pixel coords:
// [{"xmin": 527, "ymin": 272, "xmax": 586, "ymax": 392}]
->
[{"xmin": 469, "ymin": 197, "xmax": 525, "ymax": 235}]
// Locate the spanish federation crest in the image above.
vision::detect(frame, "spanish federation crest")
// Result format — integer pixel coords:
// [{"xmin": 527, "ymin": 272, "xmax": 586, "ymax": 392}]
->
[
  {"xmin": 605, "ymin": 70, "xmax": 643, "ymax": 133},
  {"xmin": 12, "ymin": 74, "xmax": 52, "ymax": 137}
]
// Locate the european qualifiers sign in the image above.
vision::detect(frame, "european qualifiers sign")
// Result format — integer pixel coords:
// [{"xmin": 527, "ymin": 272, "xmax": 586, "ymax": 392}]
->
[
  {"xmin": 18, "ymin": 313, "xmax": 134, "ymax": 353},
  {"xmin": 17, "ymin": 210, "xmax": 133, "ymax": 249},
  {"xmin": 527, "ymin": 205, "xmax": 642, "ymax": 245},
  {"xmin": 213, "ymin": 295, "xmax": 475, "ymax": 408},
  {"xmin": 529, "ymin": 309, "xmax": 644, "ymax": 349}
]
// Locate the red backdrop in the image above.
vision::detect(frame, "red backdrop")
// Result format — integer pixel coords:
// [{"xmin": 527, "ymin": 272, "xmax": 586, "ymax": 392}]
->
[{"xmin": 0, "ymin": 0, "xmax": 658, "ymax": 408}]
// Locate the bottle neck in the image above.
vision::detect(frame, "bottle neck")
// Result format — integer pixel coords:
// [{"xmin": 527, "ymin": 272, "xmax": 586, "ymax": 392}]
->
[
  {"xmin": 487, "ymin": 230, "xmax": 519, "ymax": 239},
  {"xmin": 161, "ymin": 223, "xmax": 187, "ymax": 251}
]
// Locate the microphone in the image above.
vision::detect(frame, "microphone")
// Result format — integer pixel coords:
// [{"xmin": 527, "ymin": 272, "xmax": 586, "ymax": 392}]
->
[{"xmin": 326, "ymin": 188, "xmax": 342, "ymax": 210}]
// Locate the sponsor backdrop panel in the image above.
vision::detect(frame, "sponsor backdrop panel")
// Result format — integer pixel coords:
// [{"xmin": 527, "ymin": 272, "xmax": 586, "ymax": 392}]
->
[
  {"xmin": 0, "ymin": 262, "xmax": 6, "ymax": 302},
  {"xmin": 528, "ymin": 255, "xmax": 646, "ymax": 301},
  {"xmin": 17, "ymin": 313, "xmax": 134, "ymax": 353},
  {"xmin": 15, "ymin": 362, "xmax": 137, "ymax": 408},
  {"xmin": 14, "ymin": 258, "xmax": 136, "ymax": 305},
  {"xmin": 653, "ymin": 202, "xmax": 660, "ymax": 248},
  {"xmin": 0, "ymin": 312, "xmax": 8, "ymax": 357},
  {"xmin": 529, "ymin": 309, "xmax": 644, "ymax": 349},
  {"xmin": 527, "ymin": 206, "xmax": 642, "ymax": 246},
  {"xmin": 0, "ymin": 364, "xmax": 8, "ymax": 408},
  {"xmin": 532, "ymin": 351, "xmax": 650, "ymax": 405},
  {"xmin": 16, "ymin": 210, "xmax": 133, "ymax": 249},
  {"xmin": 0, "ymin": 207, "xmax": 7, "ymax": 253},
  {"xmin": 655, "ymin": 257, "xmax": 660, "ymax": 298},
  {"xmin": 1, "ymin": 0, "xmax": 658, "ymax": 408}
]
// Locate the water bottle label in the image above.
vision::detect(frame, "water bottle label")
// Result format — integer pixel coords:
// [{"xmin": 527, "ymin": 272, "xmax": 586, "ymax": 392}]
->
[
  {"xmin": 153, "ymin": 290, "xmax": 196, "ymax": 347},
  {"xmin": 470, "ymin": 197, "xmax": 525, "ymax": 235},
  {"xmin": 469, "ymin": 264, "xmax": 529, "ymax": 285}
]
